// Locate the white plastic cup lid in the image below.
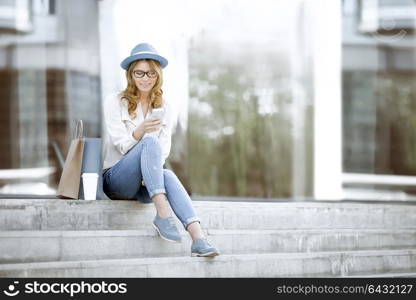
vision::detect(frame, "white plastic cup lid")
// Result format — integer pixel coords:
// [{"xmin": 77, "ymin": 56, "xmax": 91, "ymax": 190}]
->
[{"xmin": 82, "ymin": 173, "xmax": 99, "ymax": 178}]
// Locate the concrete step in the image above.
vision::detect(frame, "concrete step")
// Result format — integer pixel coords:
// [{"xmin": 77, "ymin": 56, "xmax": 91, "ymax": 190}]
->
[
  {"xmin": 1, "ymin": 249, "xmax": 415, "ymax": 277},
  {"xmin": 1, "ymin": 229, "xmax": 416, "ymax": 264},
  {"xmin": 346, "ymin": 272, "xmax": 416, "ymax": 278},
  {"xmin": 1, "ymin": 199, "xmax": 416, "ymax": 231}
]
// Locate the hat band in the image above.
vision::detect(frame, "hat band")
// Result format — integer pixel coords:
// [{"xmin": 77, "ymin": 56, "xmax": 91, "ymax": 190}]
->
[{"xmin": 132, "ymin": 51, "xmax": 159, "ymax": 56}]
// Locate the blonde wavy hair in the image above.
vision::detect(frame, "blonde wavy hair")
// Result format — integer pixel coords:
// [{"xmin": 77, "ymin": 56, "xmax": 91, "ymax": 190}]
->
[{"xmin": 119, "ymin": 59, "xmax": 164, "ymax": 118}]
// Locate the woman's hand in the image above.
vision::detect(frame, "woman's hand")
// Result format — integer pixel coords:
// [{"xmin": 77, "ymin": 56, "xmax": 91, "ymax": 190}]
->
[{"xmin": 132, "ymin": 118, "xmax": 162, "ymax": 140}]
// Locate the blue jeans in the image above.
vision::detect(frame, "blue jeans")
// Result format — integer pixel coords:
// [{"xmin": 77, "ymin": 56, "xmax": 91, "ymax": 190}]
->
[{"xmin": 103, "ymin": 136, "xmax": 200, "ymax": 228}]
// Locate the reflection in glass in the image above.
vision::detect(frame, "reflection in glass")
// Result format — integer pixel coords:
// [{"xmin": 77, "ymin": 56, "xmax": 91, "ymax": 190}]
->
[
  {"xmin": 0, "ymin": 0, "xmax": 101, "ymax": 195},
  {"xmin": 166, "ymin": 1, "xmax": 314, "ymax": 198},
  {"xmin": 342, "ymin": 0, "xmax": 416, "ymax": 198}
]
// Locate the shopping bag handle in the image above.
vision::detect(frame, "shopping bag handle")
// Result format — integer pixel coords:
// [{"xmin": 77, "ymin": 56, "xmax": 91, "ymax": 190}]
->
[{"xmin": 74, "ymin": 120, "xmax": 84, "ymax": 139}]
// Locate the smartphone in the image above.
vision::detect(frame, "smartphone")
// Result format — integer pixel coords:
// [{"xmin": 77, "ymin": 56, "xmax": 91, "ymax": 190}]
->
[{"xmin": 150, "ymin": 108, "xmax": 164, "ymax": 120}]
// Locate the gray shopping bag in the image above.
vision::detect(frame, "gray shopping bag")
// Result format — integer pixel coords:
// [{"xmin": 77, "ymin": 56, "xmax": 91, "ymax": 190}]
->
[{"xmin": 78, "ymin": 137, "xmax": 109, "ymax": 200}]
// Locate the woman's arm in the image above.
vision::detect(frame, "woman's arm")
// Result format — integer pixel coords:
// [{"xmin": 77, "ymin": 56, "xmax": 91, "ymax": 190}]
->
[
  {"xmin": 132, "ymin": 118, "xmax": 162, "ymax": 141},
  {"xmin": 103, "ymin": 94, "xmax": 139, "ymax": 155}
]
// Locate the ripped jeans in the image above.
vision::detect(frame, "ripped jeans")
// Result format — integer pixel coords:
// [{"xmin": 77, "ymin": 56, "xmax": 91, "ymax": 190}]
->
[{"xmin": 102, "ymin": 136, "xmax": 200, "ymax": 228}]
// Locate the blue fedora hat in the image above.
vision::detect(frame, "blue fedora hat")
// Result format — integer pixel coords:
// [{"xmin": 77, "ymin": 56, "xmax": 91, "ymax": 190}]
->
[{"xmin": 120, "ymin": 43, "xmax": 168, "ymax": 70}]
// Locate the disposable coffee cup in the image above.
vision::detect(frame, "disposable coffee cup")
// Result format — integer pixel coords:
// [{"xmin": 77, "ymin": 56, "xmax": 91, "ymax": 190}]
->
[{"xmin": 82, "ymin": 173, "xmax": 99, "ymax": 200}]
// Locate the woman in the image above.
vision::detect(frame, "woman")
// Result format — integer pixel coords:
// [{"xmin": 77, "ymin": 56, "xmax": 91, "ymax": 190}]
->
[{"xmin": 102, "ymin": 43, "xmax": 219, "ymax": 257}]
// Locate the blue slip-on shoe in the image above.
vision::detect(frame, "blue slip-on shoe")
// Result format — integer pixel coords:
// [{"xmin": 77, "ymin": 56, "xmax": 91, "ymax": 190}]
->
[
  {"xmin": 152, "ymin": 215, "xmax": 182, "ymax": 243},
  {"xmin": 191, "ymin": 238, "xmax": 220, "ymax": 257}
]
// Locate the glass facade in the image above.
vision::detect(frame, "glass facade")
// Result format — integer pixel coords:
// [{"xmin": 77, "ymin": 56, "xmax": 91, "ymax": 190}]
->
[
  {"xmin": 342, "ymin": 0, "xmax": 416, "ymax": 198},
  {"xmin": 101, "ymin": 0, "xmax": 318, "ymax": 200},
  {"xmin": 0, "ymin": 0, "xmax": 415, "ymax": 201},
  {"xmin": 171, "ymin": 1, "xmax": 314, "ymax": 198},
  {"xmin": 0, "ymin": 0, "xmax": 101, "ymax": 195}
]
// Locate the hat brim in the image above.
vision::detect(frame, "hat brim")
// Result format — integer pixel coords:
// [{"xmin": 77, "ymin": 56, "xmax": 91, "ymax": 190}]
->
[{"xmin": 120, "ymin": 53, "xmax": 168, "ymax": 70}]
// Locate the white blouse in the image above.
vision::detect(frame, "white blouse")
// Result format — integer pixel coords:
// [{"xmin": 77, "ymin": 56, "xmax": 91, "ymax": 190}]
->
[{"xmin": 102, "ymin": 92, "xmax": 172, "ymax": 170}]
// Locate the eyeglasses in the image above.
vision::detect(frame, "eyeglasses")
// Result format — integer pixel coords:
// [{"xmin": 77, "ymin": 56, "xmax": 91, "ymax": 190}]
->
[{"xmin": 132, "ymin": 70, "xmax": 158, "ymax": 79}]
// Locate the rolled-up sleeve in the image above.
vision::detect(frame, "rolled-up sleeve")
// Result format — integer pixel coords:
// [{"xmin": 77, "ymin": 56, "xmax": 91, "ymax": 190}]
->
[
  {"xmin": 159, "ymin": 102, "xmax": 173, "ymax": 164},
  {"xmin": 103, "ymin": 94, "xmax": 138, "ymax": 155}
]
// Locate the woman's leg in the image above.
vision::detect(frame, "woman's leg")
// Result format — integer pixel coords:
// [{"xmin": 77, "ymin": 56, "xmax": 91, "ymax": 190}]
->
[
  {"xmin": 103, "ymin": 137, "xmax": 172, "ymax": 218},
  {"xmin": 162, "ymin": 169, "xmax": 204, "ymax": 241},
  {"xmin": 103, "ymin": 142, "xmax": 146, "ymax": 200},
  {"xmin": 186, "ymin": 222, "xmax": 204, "ymax": 242},
  {"xmin": 139, "ymin": 137, "xmax": 173, "ymax": 217},
  {"xmin": 162, "ymin": 169, "xmax": 220, "ymax": 256}
]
